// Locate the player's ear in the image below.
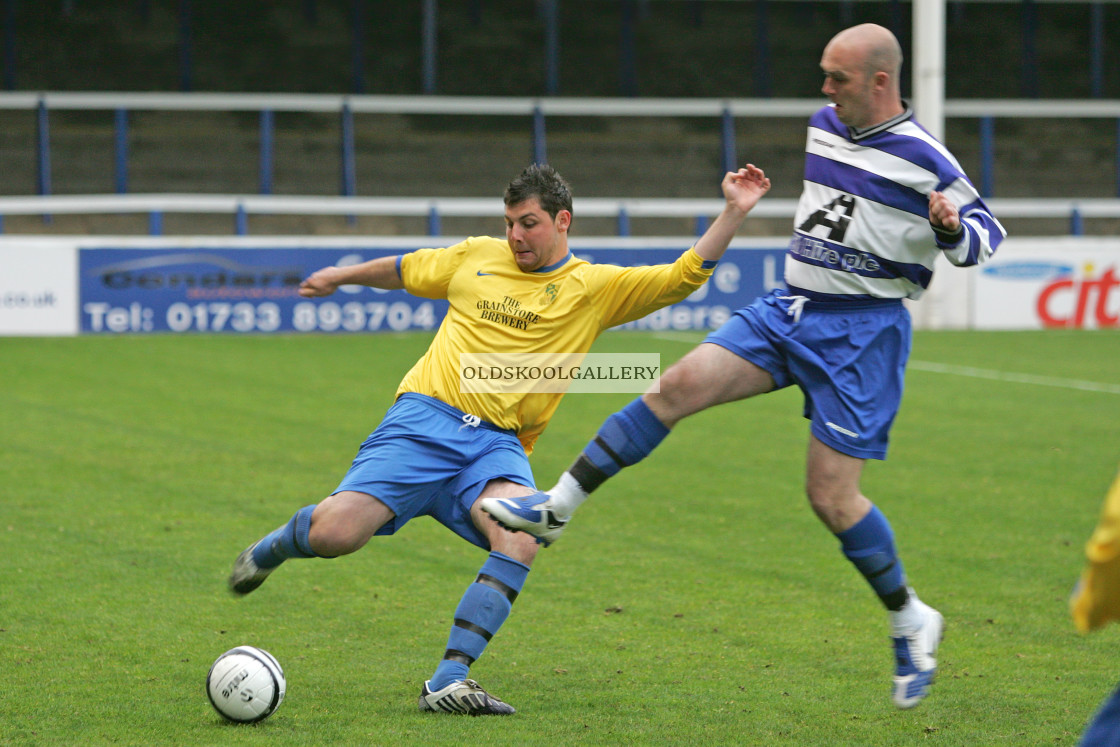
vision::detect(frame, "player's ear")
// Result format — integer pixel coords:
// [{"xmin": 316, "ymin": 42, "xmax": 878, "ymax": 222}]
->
[{"xmin": 556, "ymin": 210, "xmax": 572, "ymax": 232}]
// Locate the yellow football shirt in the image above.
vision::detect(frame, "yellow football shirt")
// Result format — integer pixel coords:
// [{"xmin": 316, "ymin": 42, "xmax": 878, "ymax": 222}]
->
[
  {"xmin": 1072, "ymin": 465, "xmax": 1120, "ymax": 632},
  {"xmin": 396, "ymin": 236, "xmax": 714, "ymax": 453}
]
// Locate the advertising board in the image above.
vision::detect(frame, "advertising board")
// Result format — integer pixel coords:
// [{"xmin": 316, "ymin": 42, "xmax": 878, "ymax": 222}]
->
[
  {"xmin": 4, "ymin": 236, "xmax": 1117, "ymax": 335},
  {"xmin": 972, "ymin": 238, "xmax": 1120, "ymax": 330},
  {"xmin": 0, "ymin": 243, "xmax": 79, "ymax": 336},
  {"xmin": 76, "ymin": 241, "xmax": 786, "ymax": 335}
]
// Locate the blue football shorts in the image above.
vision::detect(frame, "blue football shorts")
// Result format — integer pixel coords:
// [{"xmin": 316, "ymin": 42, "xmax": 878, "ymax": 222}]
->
[
  {"xmin": 333, "ymin": 392, "xmax": 535, "ymax": 549},
  {"xmin": 704, "ymin": 289, "xmax": 911, "ymax": 460}
]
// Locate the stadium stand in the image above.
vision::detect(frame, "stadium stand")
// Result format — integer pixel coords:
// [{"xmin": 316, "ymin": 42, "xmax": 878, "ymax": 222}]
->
[{"xmin": 0, "ymin": 1, "xmax": 1117, "ymax": 236}]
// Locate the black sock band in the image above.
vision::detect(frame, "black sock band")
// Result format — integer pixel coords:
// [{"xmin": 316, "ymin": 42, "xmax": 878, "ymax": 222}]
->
[
  {"xmin": 569, "ymin": 454, "xmax": 609, "ymax": 494},
  {"xmin": 882, "ymin": 585, "xmax": 910, "ymax": 612},
  {"xmin": 442, "ymin": 649, "xmax": 475, "ymax": 665}
]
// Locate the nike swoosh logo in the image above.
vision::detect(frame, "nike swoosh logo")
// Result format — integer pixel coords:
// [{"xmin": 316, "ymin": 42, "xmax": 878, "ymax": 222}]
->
[
  {"xmin": 544, "ymin": 510, "xmax": 567, "ymax": 529},
  {"xmin": 476, "ymin": 271, "xmax": 494, "ymax": 276}
]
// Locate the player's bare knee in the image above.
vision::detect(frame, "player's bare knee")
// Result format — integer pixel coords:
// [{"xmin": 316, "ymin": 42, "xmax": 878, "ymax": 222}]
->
[
  {"xmin": 804, "ymin": 470, "xmax": 839, "ymax": 514},
  {"xmin": 805, "ymin": 481, "xmax": 871, "ymax": 533},
  {"xmin": 308, "ymin": 491, "xmax": 391, "ymax": 556},
  {"xmin": 307, "ymin": 520, "xmax": 366, "ymax": 557},
  {"xmin": 806, "ymin": 492, "xmax": 839, "ymax": 529},
  {"xmin": 646, "ymin": 368, "xmax": 705, "ymax": 425},
  {"xmin": 490, "ymin": 527, "xmax": 539, "ymax": 566}
]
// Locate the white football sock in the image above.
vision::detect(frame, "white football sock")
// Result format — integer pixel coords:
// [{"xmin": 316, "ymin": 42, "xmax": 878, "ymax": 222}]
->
[
  {"xmin": 547, "ymin": 472, "xmax": 588, "ymax": 517},
  {"xmin": 889, "ymin": 589, "xmax": 926, "ymax": 636}
]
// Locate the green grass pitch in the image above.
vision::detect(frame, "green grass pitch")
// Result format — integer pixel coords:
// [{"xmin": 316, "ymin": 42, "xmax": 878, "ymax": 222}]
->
[{"xmin": 2, "ymin": 329, "xmax": 1118, "ymax": 746}]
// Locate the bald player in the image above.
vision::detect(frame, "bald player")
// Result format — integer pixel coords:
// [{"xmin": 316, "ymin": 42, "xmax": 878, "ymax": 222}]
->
[{"xmin": 485, "ymin": 24, "xmax": 1005, "ymax": 710}]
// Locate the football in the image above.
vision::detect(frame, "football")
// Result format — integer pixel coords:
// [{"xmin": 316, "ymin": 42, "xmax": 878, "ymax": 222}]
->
[{"xmin": 205, "ymin": 646, "xmax": 286, "ymax": 723}]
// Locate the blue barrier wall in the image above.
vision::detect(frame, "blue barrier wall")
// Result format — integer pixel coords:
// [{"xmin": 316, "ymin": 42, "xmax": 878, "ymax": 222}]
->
[{"xmin": 78, "ymin": 244, "xmax": 787, "ymax": 334}]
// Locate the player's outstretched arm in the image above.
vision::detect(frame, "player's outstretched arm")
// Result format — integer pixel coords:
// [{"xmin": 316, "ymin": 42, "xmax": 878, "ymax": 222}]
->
[
  {"xmin": 692, "ymin": 163, "xmax": 772, "ymax": 262},
  {"xmin": 298, "ymin": 255, "xmax": 405, "ymax": 297}
]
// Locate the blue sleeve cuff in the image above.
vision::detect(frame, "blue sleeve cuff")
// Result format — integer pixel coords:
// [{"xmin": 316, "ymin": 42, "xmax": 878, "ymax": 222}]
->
[{"xmin": 932, "ymin": 223, "xmax": 965, "ymax": 248}]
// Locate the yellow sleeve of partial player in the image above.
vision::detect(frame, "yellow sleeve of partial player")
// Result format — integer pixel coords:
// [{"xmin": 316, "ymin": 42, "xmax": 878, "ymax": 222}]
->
[{"xmin": 1071, "ymin": 465, "xmax": 1120, "ymax": 632}]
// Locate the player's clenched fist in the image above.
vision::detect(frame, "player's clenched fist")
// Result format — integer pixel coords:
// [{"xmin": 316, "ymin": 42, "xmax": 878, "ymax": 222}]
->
[
  {"xmin": 928, "ymin": 190, "xmax": 961, "ymax": 234},
  {"xmin": 299, "ymin": 267, "xmax": 343, "ymax": 297}
]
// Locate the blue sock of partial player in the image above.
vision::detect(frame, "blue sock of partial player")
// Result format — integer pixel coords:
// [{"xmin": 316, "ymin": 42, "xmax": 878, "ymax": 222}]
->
[
  {"xmin": 429, "ymin": 551, "xmax": 530, "ymax": 691},
  {"xmin": 568, "ymin": 397, "xmax": 670, "ymax": 494},
  {"xmin": 836, "ymin": 505, "xmax": 909, "ymax": 611},
  {"xmin": 251, "ymin": 505, "xmax": 319, "ymax": 569}
]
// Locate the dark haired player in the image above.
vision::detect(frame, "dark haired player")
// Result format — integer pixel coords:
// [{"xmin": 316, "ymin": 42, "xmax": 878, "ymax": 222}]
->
[{"xmin": 229, "ymin": 162, "xmax": 772, "ymax": 714}]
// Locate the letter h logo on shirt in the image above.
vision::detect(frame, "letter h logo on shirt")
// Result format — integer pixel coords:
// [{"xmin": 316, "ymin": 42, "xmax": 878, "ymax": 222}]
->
[{"xmin": 798, "ymin": 194, "xmax": 856, "ymax": 242}]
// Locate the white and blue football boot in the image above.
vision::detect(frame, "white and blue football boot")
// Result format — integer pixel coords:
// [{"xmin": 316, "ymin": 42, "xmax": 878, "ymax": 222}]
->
[
  {"xmin": 480, "ymin": 491, "xmax": 568, "ymax": 546},
  {"xmin": 891, "ymin": 600, "xmax": 944, "ymax": 709}
]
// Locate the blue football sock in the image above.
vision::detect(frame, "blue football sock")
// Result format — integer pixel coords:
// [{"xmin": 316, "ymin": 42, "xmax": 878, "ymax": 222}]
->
[
  {"xmin": 836, "ymin": 505, "xmax": 909, "ymax": 611},
  {"xmin": 430, "ymin": 551, "xmax": 530, "ymax": 691},
  {"xmin": 251, "ymin": 505, "xmax": 319, "ymax": 569},
  {"xmin": 570, "ymin": 397, "xmax": 670, "ymax": 493}
]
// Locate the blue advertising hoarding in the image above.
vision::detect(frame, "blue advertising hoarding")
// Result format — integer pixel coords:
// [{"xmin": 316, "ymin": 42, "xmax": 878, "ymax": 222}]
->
[{"xmin": 78, "ymin": 244, "xmax": 786, "ymax": 334}]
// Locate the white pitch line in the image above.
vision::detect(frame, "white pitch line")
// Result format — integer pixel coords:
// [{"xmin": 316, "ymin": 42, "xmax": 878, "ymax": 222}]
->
[{"xmin": 909, "ymin": 360, "xmax": 1120, "ymax": 395}]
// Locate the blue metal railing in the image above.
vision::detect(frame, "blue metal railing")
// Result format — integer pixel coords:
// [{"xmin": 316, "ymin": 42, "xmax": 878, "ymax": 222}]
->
[
  {"xmin": 114, "ymin": 108, "xmax": 128, "ymax": 194},
  {"xmin": 36, "ymin": 92, "xmax": 1118, "ymax": 208},
  {"xmin": 35, "ymin": 97, "xmax": 49, "ymax": 198},
  {"xmin": 721, "ymin": 106, "xmax": 737, "ymax": 176},
  {"xmin": 979, "ymin": 116, "xmax": 996, "ymax": 198},
  {"xmin": 1116, "ymin": 118, "xmax": 1120, "ymax": 198},
  {"xmin": 532, "ymin": 105, "xmax": 548, "ymax": 165},
  {"xmin": 0, "ymin": 193, "xmax": 1106, "ymax": 238},
  {"xmin": 340, "ymin": 102, "xmax": 356, "ymax": 198},
  {"xmin": 8, "ymin": 92, "xmax": 1120, "ymax": 236},
  {"xmin": 259, "ymin": 109, "xmax": 274, "ymax": 196}
]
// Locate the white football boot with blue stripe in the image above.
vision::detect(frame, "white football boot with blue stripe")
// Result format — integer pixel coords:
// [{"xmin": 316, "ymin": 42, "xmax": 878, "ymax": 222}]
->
[
  {"xmin": 480, "ymin": 491, "xmax": 568, "ymax": 546},
  {"xmin": 891, "ymin": 599, "xmax": 944, "ymax": 709},
  {"xmin": 418, "ymin": 679, "xmax": 515, "ymax": 715}
]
